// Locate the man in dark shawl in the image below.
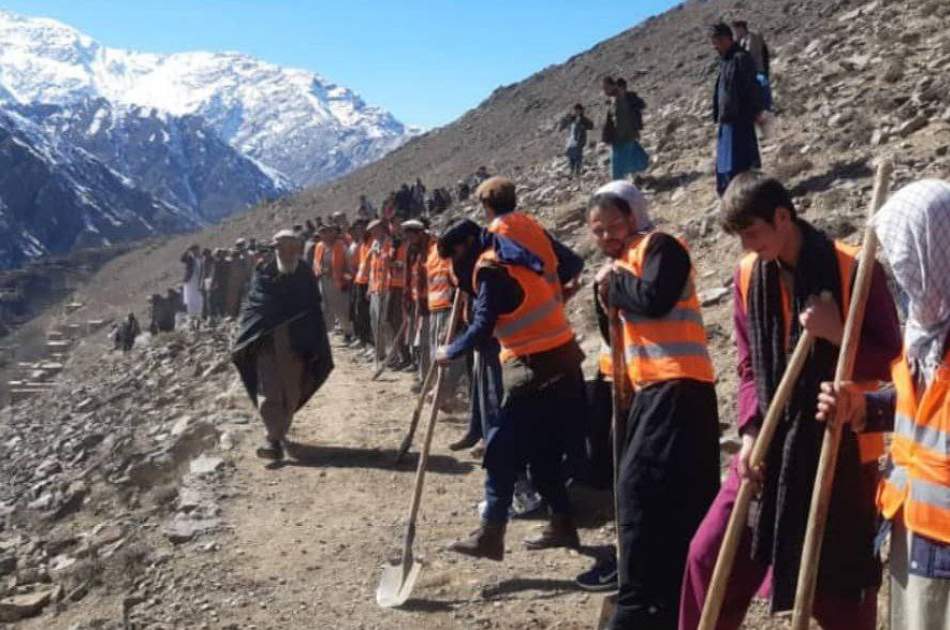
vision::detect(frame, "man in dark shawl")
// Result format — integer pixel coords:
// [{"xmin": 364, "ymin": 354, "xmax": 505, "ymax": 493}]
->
[
  {"xmin": 679, "ymin": 173, "xmax": 901, "ymax": 630},
  {"xmin": 232, "ymin": 229, "xmax": 334, "ymax": 461}
]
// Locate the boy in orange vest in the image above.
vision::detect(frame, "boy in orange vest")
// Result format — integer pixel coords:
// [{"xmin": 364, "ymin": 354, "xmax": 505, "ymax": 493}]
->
[
  {"xmin": 587, "ymin": 181, "xmax": 720, "ymax": 629},
  {"xmin": 679, "ymin": 172, "xmax": 901, "ymax": 630},
  {"xmin": 816, "ymin": 179, "xmax": 950, "ymax": 630}
]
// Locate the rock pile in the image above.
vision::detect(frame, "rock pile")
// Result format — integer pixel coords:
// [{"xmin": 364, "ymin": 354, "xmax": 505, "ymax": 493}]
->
[{"xmin": 0, "ymin": 321, "xmax": 254, "ymax": 624}]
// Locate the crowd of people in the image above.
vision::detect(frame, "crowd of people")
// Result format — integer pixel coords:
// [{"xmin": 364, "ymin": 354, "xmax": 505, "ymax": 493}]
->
[{"xmin": 138, "ymin": 18, "xmax": 949, "ymax": 630}]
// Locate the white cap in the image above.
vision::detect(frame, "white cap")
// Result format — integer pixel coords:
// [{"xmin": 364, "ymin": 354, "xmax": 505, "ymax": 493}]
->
[
  {"xmin": 594, "ymin": 181, "xmax": 653, "ymax": 232},
  {"xmin": 401, "ymin": 219, "xmax": 425, "ymax": 231},
  {"xmin": 271, "ymin": 229, "xmax": 299, "ymax": 244}
]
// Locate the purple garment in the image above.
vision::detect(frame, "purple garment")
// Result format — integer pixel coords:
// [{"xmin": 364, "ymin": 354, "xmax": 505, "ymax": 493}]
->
[{"xmin": 732, "ymin": 260, "xmax": 901, "ymax": 436}]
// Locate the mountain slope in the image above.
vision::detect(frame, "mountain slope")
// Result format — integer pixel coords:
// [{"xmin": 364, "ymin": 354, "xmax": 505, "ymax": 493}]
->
[
  {"xmin": 20, "ymin": 99, "xmax": 286, "ymax": 222},
  {"xmin": 0, "ymin": 9, "xmax": 418, "ymax": 187},
  {"xmin": 0, "ymin": 110, "xmax": 195, "ymax": 268},
  {"xmin": 33, "ymin": 0, "xmax": 950, "ymax": 315}
]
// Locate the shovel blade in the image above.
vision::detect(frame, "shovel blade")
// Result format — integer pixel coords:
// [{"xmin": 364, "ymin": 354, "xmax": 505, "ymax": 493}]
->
[
  {"xmin": 597, "ymin": 593, "xmax": 617, "ymax": 629},
  {"xmin": 375, "ymin": 559, "xmax": 422, "ymax": 608}
]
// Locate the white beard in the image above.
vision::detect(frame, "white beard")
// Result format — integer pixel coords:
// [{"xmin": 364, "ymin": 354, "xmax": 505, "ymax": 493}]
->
[{"xmin": 275, "ymin": 254, "xmax": 295, "ymax": 275}]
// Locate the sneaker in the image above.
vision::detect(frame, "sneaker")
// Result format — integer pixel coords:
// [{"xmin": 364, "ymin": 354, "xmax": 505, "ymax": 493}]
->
[
  {"xmin": 255, "ymin": 440, "xmax": 284, "ymax": 461},
  {"xmin": 575, "ymin": 557, "xmax": 618, "ymax": 592}
]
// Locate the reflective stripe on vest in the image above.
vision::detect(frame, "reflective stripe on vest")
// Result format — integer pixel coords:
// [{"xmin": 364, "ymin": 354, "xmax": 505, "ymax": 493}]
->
[
  {"xmin": 426, "ymin": 242, "xmax": 453, "ymax": 311},
  {"xmin": 475, "ymin": 249, "xmax": 573, "ymax": 362},
  {"xmin": 368, "ymin": 241, "xmax": 385, "ymax": 294},
  {"xmin": 737, "ymin": 241, "xmax": 886, "ymax": 463},
  {"xmin": 355, "ymin": 242, "xmax": 371, "ymax": 285},
  {"xmin": 488, "ymin": 212, "xmax": 562, "ymax": 298},
  {"xmin": 878, "ymin": 349, "xmax": 950, "ymax": 544},
  {"xmin": 617, "ymin": 232, "xmax": 714, "ymax": 386},
  {"xmin": 387, "ymin": 241, "xmax": 407, "ymax": 289}
]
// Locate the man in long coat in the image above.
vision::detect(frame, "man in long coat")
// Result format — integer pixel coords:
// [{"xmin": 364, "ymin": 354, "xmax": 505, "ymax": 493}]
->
[{"xmin": 232, "ymin": 230, "xmax": 334, "ymax": 461}]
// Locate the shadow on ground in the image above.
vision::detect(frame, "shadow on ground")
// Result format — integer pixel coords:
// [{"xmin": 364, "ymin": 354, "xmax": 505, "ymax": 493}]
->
[
  {"xmin": 480, "ymin": 577, "xmax": 581, "ymax": 601},
  {"xmin": 789, "ymin": 158, "xmax": 872, "ymax": 197},
  {"xmin": 275, "ymin": 442, "xmax": 475, "ymax": 475}
]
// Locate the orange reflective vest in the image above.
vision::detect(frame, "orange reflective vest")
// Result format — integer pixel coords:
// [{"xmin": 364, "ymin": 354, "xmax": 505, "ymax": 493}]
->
[
  {"xmin": 737, "ymin": 240, "xmax": 885, "ymax": 463},
  {"xmin": 616, "ymin": 232, "xmax": 714, "ymax": 387},
  {"xmin": 386, "ymin": 240, "xmax": 408, "ymax": 290},
  {"xmin": 877, "ymin": 348, "xmax": 950, "ymax": 544},
  {"xmin": 368, "ymin": 241, "xmax": 386, "ymax": 295},
  {"xmin": 475, "ymin": 249, "xmax": 574, "ymax": 363},
  {"xmin": 313, "ymin": 240, "xmax": 349, "ymax": 289},
  {"xmin": 598, "ymin": 341, "xmax": 614, "ymax": 382},
  {"xmin": 354, "ymin": 241, "xmax": 371, "ymax": 285},
  {"xmin": 408, "ymin": 246, "xmax": 427, "ymax": 304},
  {"xmin": 426, "ymin": 241, "xmax": 454, "ymax": 312},
  {"xmin": 488, "ymin": 212, "xmax": 561, "ymax": 299}
]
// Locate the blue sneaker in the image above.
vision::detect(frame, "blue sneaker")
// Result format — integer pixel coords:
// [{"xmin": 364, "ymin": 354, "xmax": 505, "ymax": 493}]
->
[{"xmin": 575, "ymin": 556, "xmax": 618, "ymax": 592}]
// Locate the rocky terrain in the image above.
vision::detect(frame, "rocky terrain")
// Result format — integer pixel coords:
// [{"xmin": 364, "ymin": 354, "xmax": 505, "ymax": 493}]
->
[{"xmin": 0, "ymin": 0, "xmax": 948, "ymax": 627}]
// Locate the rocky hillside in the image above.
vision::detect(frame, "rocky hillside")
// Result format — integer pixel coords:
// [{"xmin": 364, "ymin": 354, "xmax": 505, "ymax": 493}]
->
[
  {"xmin": 2, "ymin": 0, "xmax": 950, "ymax": 627},
  {"xmin": 76, "ymin": 0, "xmax": 950, "ymax": 321}
]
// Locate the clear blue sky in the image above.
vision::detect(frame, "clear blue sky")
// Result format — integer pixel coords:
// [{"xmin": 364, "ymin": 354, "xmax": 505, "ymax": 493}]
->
[{"xmin": 1, "ymin": 1, "xmax": 680, "ymax": 128}]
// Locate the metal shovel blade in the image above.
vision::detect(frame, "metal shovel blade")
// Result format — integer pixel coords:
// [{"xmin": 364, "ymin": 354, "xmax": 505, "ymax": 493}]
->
[
  {"xmin": 375, "ymin": 558, "xmax": 422, "ymax": 608},
  {"xmin": 597, "ymin": 593, "xmax": 617, "ymax": 629}
]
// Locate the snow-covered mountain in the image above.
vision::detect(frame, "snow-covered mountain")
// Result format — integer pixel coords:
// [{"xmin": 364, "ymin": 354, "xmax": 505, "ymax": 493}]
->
[
  {"xmin": 0, "ymin": 109, "xmax": 197, "ymax": 268},
  {"xmin": 0, "ymin": 10, "xmax": 418, "ymax": 187},
  {"xmin": 19, "ymin": 99, "xmax": 288, "ymax": 223}
]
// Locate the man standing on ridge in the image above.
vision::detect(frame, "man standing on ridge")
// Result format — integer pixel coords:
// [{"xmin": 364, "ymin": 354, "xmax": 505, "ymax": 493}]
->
[
  {"xmin": 710, "ymin": 23, "xmax": 765, "ymax": 196},
  {"xmin": 732, "ymin": 20, "xmax": 772, "ymax": 111},
  {"xmin": 232, "ymin": 230, "xmax": 333, "ymax": 462},
  {"xmin": 586, "ymin": 181, "xmax": 721, "ymax": 629},
  {"xmin": 602, "ymin": 77, "xmax": 648, "ymax": 181},
  {"xmin": 678, "ymin": 173, "xmax": 901, "ymax": 630}
]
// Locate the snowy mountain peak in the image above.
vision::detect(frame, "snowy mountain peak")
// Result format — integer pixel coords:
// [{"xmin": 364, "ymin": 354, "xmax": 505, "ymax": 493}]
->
[{"xmin": 0, "ymin": 10, "xmax": 418, "ymax": 186}]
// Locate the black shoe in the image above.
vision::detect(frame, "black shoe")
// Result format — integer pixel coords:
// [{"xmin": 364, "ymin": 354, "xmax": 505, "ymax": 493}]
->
[
  {"xmin": 524, "ymin": 514, "xmax": 580, "ymax": 550},
  {"xmin": 448, "ymin": 521, "xmax": 505, "ymax": 561},
  {"xmin": 448, "ymin": 432, "xmax": 480, "ymax": 452},
  {"xmin": 256, "ymin": 440, "xmax": 284, "ymax": 461},
  {"xmin": 575, "ymin": 557, "xmax": 618, "ymax": 592}
]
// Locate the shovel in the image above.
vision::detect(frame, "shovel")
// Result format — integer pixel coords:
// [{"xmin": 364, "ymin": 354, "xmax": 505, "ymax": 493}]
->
[
  {"xmin": 394, "ymin": 291, "xmax": 463, "ymax": 463},
  {"xmin": 791, "ymin": 160, "xmax": 892, "ymax": 629},
  {"xmin": 376, "ymin": 292, "xmax": 463, "ymax": 608},
  {"xmin": 373, "ymin": 318, "xmax": 409, "ymax": 380},
  {"xmin": 697, "ymin": 329, "xmax": 816, "ymax": 629},
  {"xmin": 597, "ymin": 304, "xmax": 629, "ymax": 628}
]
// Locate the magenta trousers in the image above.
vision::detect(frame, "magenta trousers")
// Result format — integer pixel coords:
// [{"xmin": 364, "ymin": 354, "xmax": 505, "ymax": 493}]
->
[{"xmin": 678, "ymin": 460, "xmax": 878, "ymax": 630}]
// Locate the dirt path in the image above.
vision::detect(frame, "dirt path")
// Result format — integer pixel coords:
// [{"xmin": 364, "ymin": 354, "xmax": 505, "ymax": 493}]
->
[{"xmin": 206, "ymin": 337, "xmax": 611, "ymax": 630}]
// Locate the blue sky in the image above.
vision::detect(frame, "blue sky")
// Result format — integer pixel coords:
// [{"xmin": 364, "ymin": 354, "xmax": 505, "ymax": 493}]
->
[{"xmin": 2, "ymin": 1, "xmax": 680, "ymax": 128}]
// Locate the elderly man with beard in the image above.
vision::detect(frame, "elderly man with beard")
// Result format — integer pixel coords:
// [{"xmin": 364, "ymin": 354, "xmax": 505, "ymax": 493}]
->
[{"xmin": 231, "ymin": 230, "xmax": 334, "ymax": 461}]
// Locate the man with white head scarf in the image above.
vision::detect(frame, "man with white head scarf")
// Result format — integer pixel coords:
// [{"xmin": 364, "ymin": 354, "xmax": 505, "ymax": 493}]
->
[
  {"xmin": 817, "ymin": 179, "xmax": 950, "ymax": 630},
  {"xmin": 584, "ymin": 180, "xmax": 721, "ymax": 628}
]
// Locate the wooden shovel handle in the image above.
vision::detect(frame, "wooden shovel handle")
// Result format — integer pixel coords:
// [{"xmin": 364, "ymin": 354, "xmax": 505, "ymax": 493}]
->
[
  {"xmin": 698, "ymin": 330, "xmax": 815, "ymax": 630},
  {"xmin": 403, "ymin": 291, "xmax": 464, "ymax": 538},
  {"xmin": 607, "ymin": 306, "xmax": 627, "ymax": 574},
  {"xmin": 790, "ymin": 160, "xmax": 893, "ymax": 630}
]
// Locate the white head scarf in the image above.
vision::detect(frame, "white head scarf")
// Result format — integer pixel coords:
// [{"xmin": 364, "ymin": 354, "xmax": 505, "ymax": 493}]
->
[
  {"xmin": 594, "ymin": 181, "xmax": 654, "ymax": 232},
  {"xmin": 873, "ymin": 179, "xmax": 950, "ymax": 384}
]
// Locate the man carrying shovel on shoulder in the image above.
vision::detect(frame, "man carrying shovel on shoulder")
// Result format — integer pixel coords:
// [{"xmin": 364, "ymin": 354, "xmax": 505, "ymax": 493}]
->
[
  {"xmin": 678, "ymin": 172, "xmax": 901, "ymax": 630},
  {"xmin": 584, "ymin": 181, "xmax": 720, "ymax": 629}
]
